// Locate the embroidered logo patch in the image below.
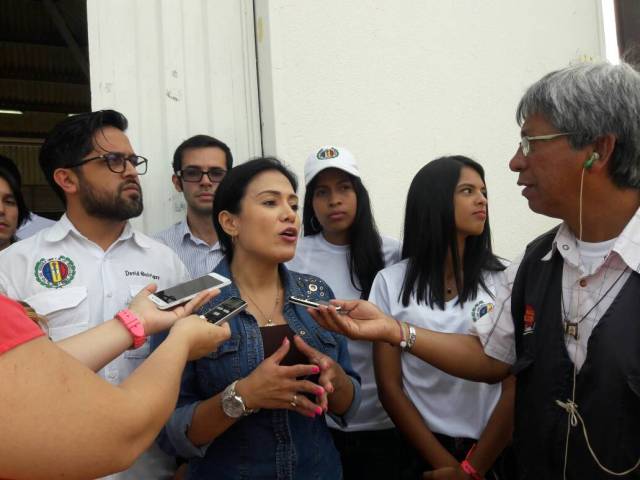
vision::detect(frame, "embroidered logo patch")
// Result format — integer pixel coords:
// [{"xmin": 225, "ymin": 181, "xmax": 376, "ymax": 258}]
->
[
  {"xmin": 35, "ymin": 256, "xmax": 76, "ymax": 288},
  {"xmin": 316, "ymin": 146, "xmax": 339, "ymax": 160},
  {"xmin": 523, "ymin": 304, "xmax": 535, "ymax": 335},
  {"xmin": 471, "ymin": 300, "xmax": 494, "ymax": 322}
]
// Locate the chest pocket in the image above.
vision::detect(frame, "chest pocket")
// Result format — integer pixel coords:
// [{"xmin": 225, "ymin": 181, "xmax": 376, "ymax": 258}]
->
[
  {"xmin": 196, "ymin": 336, "xmax": 242, "ymax": 396},
  {"xmin": 25, "ymin": 286, "xmax": 89, "ymax": 341},
  {"xmin": 302, "ymin": 325, "xmax": 339, "ymax": 361},
  {"xmin": 124, "ymin": 285, "xmax": 152, "ymax": 360}
]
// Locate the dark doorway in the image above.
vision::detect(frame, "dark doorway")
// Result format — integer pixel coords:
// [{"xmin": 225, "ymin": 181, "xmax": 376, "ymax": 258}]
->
[{"xmin": 0, "ymin": 0, "xmax": 90, "ymax": 219}]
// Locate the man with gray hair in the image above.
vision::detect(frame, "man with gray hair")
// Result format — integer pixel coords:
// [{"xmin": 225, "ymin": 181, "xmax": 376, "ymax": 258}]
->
[{"xmin": 312, "ymin": 60, "xmax": 640, "ymax": 479}]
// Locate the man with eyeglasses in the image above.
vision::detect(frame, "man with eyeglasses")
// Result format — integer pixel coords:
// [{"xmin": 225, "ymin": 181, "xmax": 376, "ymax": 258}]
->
[
  {"xmin": 314, "ymin": 61, "xmax": 640, "ymax": 479},
  {"xmin": 154, "ymin": 134, "xmax": 233, "ymax": 277},
  {"xmin": 0, "ymin": 110, "xmax": 190, "ymax": 480}
]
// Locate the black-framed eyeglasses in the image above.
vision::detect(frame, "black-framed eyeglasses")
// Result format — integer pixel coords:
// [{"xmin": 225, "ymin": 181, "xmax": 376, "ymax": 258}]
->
[
  {"xmin": 177, "ymin": 166, "xmax": 227, "ymax": 183},
  {"xmin": 68, "ymin": 153, "xmax": 148, "ymax": 175}
]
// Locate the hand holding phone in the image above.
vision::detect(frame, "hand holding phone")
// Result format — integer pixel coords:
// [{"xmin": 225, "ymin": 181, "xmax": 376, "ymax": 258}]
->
[
  {"xmin": 149, "ymin": 273, "xmax": 231, "ymax": 310},
  {"xmin": 200, "ymin": 296, "xmax": 247, "ymax": 325},
  {"xmin": 289, "ymin": 296, "xmax": 342, "ymax": 313}
]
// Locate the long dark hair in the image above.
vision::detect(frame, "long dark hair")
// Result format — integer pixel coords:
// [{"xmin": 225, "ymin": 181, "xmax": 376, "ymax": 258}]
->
[
  {"xmin": 303, "ymin": 172, "xmax": 384, "ymax": 298},
  {"xmin": 400, "ymin": 156, "xmax": 504, "ymax": 309},
  {"xmin": 213, "ymin": 157, "xmax": 298, "ymax": 262}
]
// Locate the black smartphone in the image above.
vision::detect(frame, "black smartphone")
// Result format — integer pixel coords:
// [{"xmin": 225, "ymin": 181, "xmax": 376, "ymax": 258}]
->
[
  {"xmin": 289, "ymin": 296, "xmax": 342, "ymax": 312},
  {"xmin": 200, "ymin": 296, "xmax": 247, "ymax": 325}
]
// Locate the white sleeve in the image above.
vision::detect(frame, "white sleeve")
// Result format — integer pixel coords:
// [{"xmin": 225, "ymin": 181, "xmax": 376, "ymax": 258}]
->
[
  {"xmin": 381, "ymin": 236, "xmax": 402, "ymax": 267},
  {"xmin": 368, "ymin": 270, "xmax": 392, "ymax": 316},
  {"xmin": 175, "ymin": 257, "xmax": 191, "ymax": 282},
  {"xmin": 469, "ymin": 255, "xmax": 523, "ymax": 366}
]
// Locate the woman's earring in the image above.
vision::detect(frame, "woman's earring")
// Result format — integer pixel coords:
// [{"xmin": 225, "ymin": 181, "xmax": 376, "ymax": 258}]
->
[{"xmin": 310, "ymin": 216, "xmax": 322, "ymax": 232}]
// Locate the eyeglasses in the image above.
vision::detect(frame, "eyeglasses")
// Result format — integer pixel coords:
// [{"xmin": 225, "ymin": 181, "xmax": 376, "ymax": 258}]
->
[
  {"xmin": 519, "ymin": 133, "xmax": 574, "ymax": 157},
  {"xmin": 69, "ymin": 153, "xmax": 148, "ymax": 175},
  {"xmin": 177, "ymin": 167, "xmax": 227, "ymax": 183}
]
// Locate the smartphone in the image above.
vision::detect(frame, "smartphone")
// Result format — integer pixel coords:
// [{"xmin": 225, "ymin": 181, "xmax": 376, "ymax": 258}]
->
[
  {"xmin": 149, "ymin": 272, "xmax": 231, "ymax": 310},
  {"xmin": 200, "ymin": 296, "xmax": 247, "ymax": 325},
  {"xmin": 288, "ymin": 295, "xmax": 342, "ymax": 312}
]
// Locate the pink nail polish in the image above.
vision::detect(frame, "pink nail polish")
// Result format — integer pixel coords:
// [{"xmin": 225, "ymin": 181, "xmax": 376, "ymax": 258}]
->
[
  {"xmin": 311, "ymin": 366, "xmax": 320, "ymax": 374},
  {"xmin": 282, "ymin": 337, "xmax": 289, "ymax": 345},
  {"xmin": 315, "ymin": 406, "xmax": 322, "ymax": 415},
  {"xmin": 316, "ymin": 387, "xmax": 324, "ymax": 395}
]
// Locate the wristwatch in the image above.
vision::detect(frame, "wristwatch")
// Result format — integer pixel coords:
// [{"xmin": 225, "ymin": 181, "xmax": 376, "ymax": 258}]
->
[
  {"xmin": 115, "ymin": 309, "xmax": 147, "ymax": 349},
  {"xmin": 221, "ymin": 380, "xmax": 258, "ymax": 418}
]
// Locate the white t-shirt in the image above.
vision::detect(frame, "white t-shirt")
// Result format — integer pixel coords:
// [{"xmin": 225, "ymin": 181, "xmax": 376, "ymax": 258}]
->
[
  {"xmin": 0, "ymin": 214, "xmax": 190, "ymax": 480},
  {"xmin": 288, "ymin": 233, "xmax": 402, "ymax": 431},
  {"xmin": 369, "ymin": 259, "xmax": 501, "ymax": 439}
]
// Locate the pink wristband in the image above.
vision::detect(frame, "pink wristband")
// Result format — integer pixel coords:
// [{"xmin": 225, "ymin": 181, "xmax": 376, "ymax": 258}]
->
[
  {"xmin": 460, "ymin": 443, "xmax": 482, "ymax": 480},
  {"xmin": 460, "ymin": 460, "xmax": 482, "ymax": 479}
]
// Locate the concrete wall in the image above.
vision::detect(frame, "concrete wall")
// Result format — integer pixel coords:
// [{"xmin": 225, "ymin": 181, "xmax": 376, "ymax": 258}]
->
[
  {"xmin": 255, "ymin": 1, "xmax": 606, "ymax": 259},
  {"xmin": 87, "ymin": 0, "xmax": 262, "ymax": 234}
]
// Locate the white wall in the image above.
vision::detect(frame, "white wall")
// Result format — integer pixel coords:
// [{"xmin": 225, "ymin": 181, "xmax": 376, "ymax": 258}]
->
[
  {"xmin": 87, "ymin": 0, "xmax": 262, "ymax": 234},
  {"xmin": 255, "ymin": 1, "xmax": 606, "ymax": 259}
]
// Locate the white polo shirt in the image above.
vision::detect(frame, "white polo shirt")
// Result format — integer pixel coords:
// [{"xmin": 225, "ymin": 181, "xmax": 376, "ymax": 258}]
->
[
  {"xmin": 370, "ymin": 260, "xmax": 501, "ymax": 440},
  {"xmin": 0, "ymin": 214, "xmax": 190, "ymax": 480},
  {"xmin": 288, "ymin": 233, "xmax": 402, "ymax": 432}
]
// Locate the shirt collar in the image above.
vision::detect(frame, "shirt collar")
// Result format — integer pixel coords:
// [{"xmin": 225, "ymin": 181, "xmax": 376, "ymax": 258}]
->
[
  {"xmin": 43, "ymin": 214, "xmax": 74, "ymax": 242},
  {"xmin": 542, "ymin": 206, "xmax": 640, "ymax": 273},
  {"xmin": 43, "ymin": 213, "xmax": 149, "ymax": 249},
  {"xmin": 179, "ymin": 218, "xmax": 221, "ymax": 250},
  {"xmin": 204, "ymin": 257, "xmax": 295, "ymax": 306}
]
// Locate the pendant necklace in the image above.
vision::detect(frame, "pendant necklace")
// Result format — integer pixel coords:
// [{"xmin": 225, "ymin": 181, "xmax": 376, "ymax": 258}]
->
[
  {"xmin": 238, "ymin": 280, "xmax": 280, "ymax": 326},
  {"xmin": 561, "ymin": 266, "xmax": 628, "ymax": 340}
]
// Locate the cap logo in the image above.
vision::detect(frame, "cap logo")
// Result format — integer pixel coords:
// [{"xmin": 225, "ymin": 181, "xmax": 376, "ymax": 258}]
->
[{"xmin": 316, "ymin": 147, "xmax": 339, "ymax": 160}]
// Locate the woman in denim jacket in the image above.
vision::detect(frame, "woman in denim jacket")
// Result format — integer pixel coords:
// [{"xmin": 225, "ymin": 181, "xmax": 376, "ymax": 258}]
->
[{"xmin": 156, "ymin": 158, "xmax": 361, "ymax": 479}]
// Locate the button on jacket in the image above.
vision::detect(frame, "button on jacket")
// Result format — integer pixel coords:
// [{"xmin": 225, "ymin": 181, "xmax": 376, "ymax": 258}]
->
[{"xmin": 155, "ymin": 258, "xmax": 361, "ymax": 480}]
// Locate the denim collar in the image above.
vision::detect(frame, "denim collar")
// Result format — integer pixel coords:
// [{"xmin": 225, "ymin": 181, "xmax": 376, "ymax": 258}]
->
[{"xmin": 211, "ymin": 257, "xmax": 310, "ymax": 302}]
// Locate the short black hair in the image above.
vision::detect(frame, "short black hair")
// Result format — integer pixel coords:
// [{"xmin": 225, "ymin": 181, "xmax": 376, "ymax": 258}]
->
[
  {"xmin": 213, "ymin": 157, "xmax": 297, "ymax": 261},
  {"xmin": 400, "ymin": 156, "xmax": 505, "ymax": 309},
  {"xmin": 172, "ymin": 135, "xmax": 233, "ymax": 173},
  {"xmin": 0, "ymin": 154, "xmax": 31, "ymax": 229},
  {"xmin": 39, "ymin": 110, "xmax": 128, "ymax": 203}
]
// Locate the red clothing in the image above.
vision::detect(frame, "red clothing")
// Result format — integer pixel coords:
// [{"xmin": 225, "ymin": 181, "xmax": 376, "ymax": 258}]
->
[{"xmin": 0, "ymin": 295, "xmax": 44, "ymax": 355}]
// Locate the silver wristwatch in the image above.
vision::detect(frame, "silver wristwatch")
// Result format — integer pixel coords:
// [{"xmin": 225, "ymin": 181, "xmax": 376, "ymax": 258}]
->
[{"xmin": 221, "ymin": 380, "xmax": 257, "ymax": 418}]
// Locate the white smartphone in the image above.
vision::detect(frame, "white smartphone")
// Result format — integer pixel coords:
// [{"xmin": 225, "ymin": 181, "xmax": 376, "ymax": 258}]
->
[
  {"xmin": 200, "ymin": 296, "xmax": 247, "ymax": 325},
  {"xmin": 149, "ymin": 272, "xmax": 231, "ymax": 310},
  {"xmin": 288, "ymin": 295, "xmax": 342, "ymax": 312}
]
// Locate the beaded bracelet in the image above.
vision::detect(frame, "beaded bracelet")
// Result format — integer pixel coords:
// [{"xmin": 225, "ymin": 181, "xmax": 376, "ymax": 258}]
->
[{"xmin": 394, "ymin": 318, "xmax": 407, "ymax": 348}]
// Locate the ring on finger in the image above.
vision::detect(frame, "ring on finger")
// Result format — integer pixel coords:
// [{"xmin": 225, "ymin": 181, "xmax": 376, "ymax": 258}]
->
[{"xmin": 290, "ymin": 394, "xmax": 298, "ymax": 408}]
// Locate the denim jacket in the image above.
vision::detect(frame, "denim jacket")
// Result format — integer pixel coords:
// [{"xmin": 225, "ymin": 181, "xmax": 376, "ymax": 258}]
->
[{"xmin": 153, "ymin": 259, "xmax": 361, "ymax": 480}]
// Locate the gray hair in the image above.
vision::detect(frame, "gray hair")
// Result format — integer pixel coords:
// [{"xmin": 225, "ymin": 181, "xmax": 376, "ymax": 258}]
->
[{"xmin": 516, "ymin": 61, "xmax": 640, "ymax": 189}]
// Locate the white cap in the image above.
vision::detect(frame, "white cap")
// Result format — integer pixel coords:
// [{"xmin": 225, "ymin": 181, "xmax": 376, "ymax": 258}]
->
[{"xmin": 304, "ymin": 146, "xmax": 360, "ymax": 185}]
